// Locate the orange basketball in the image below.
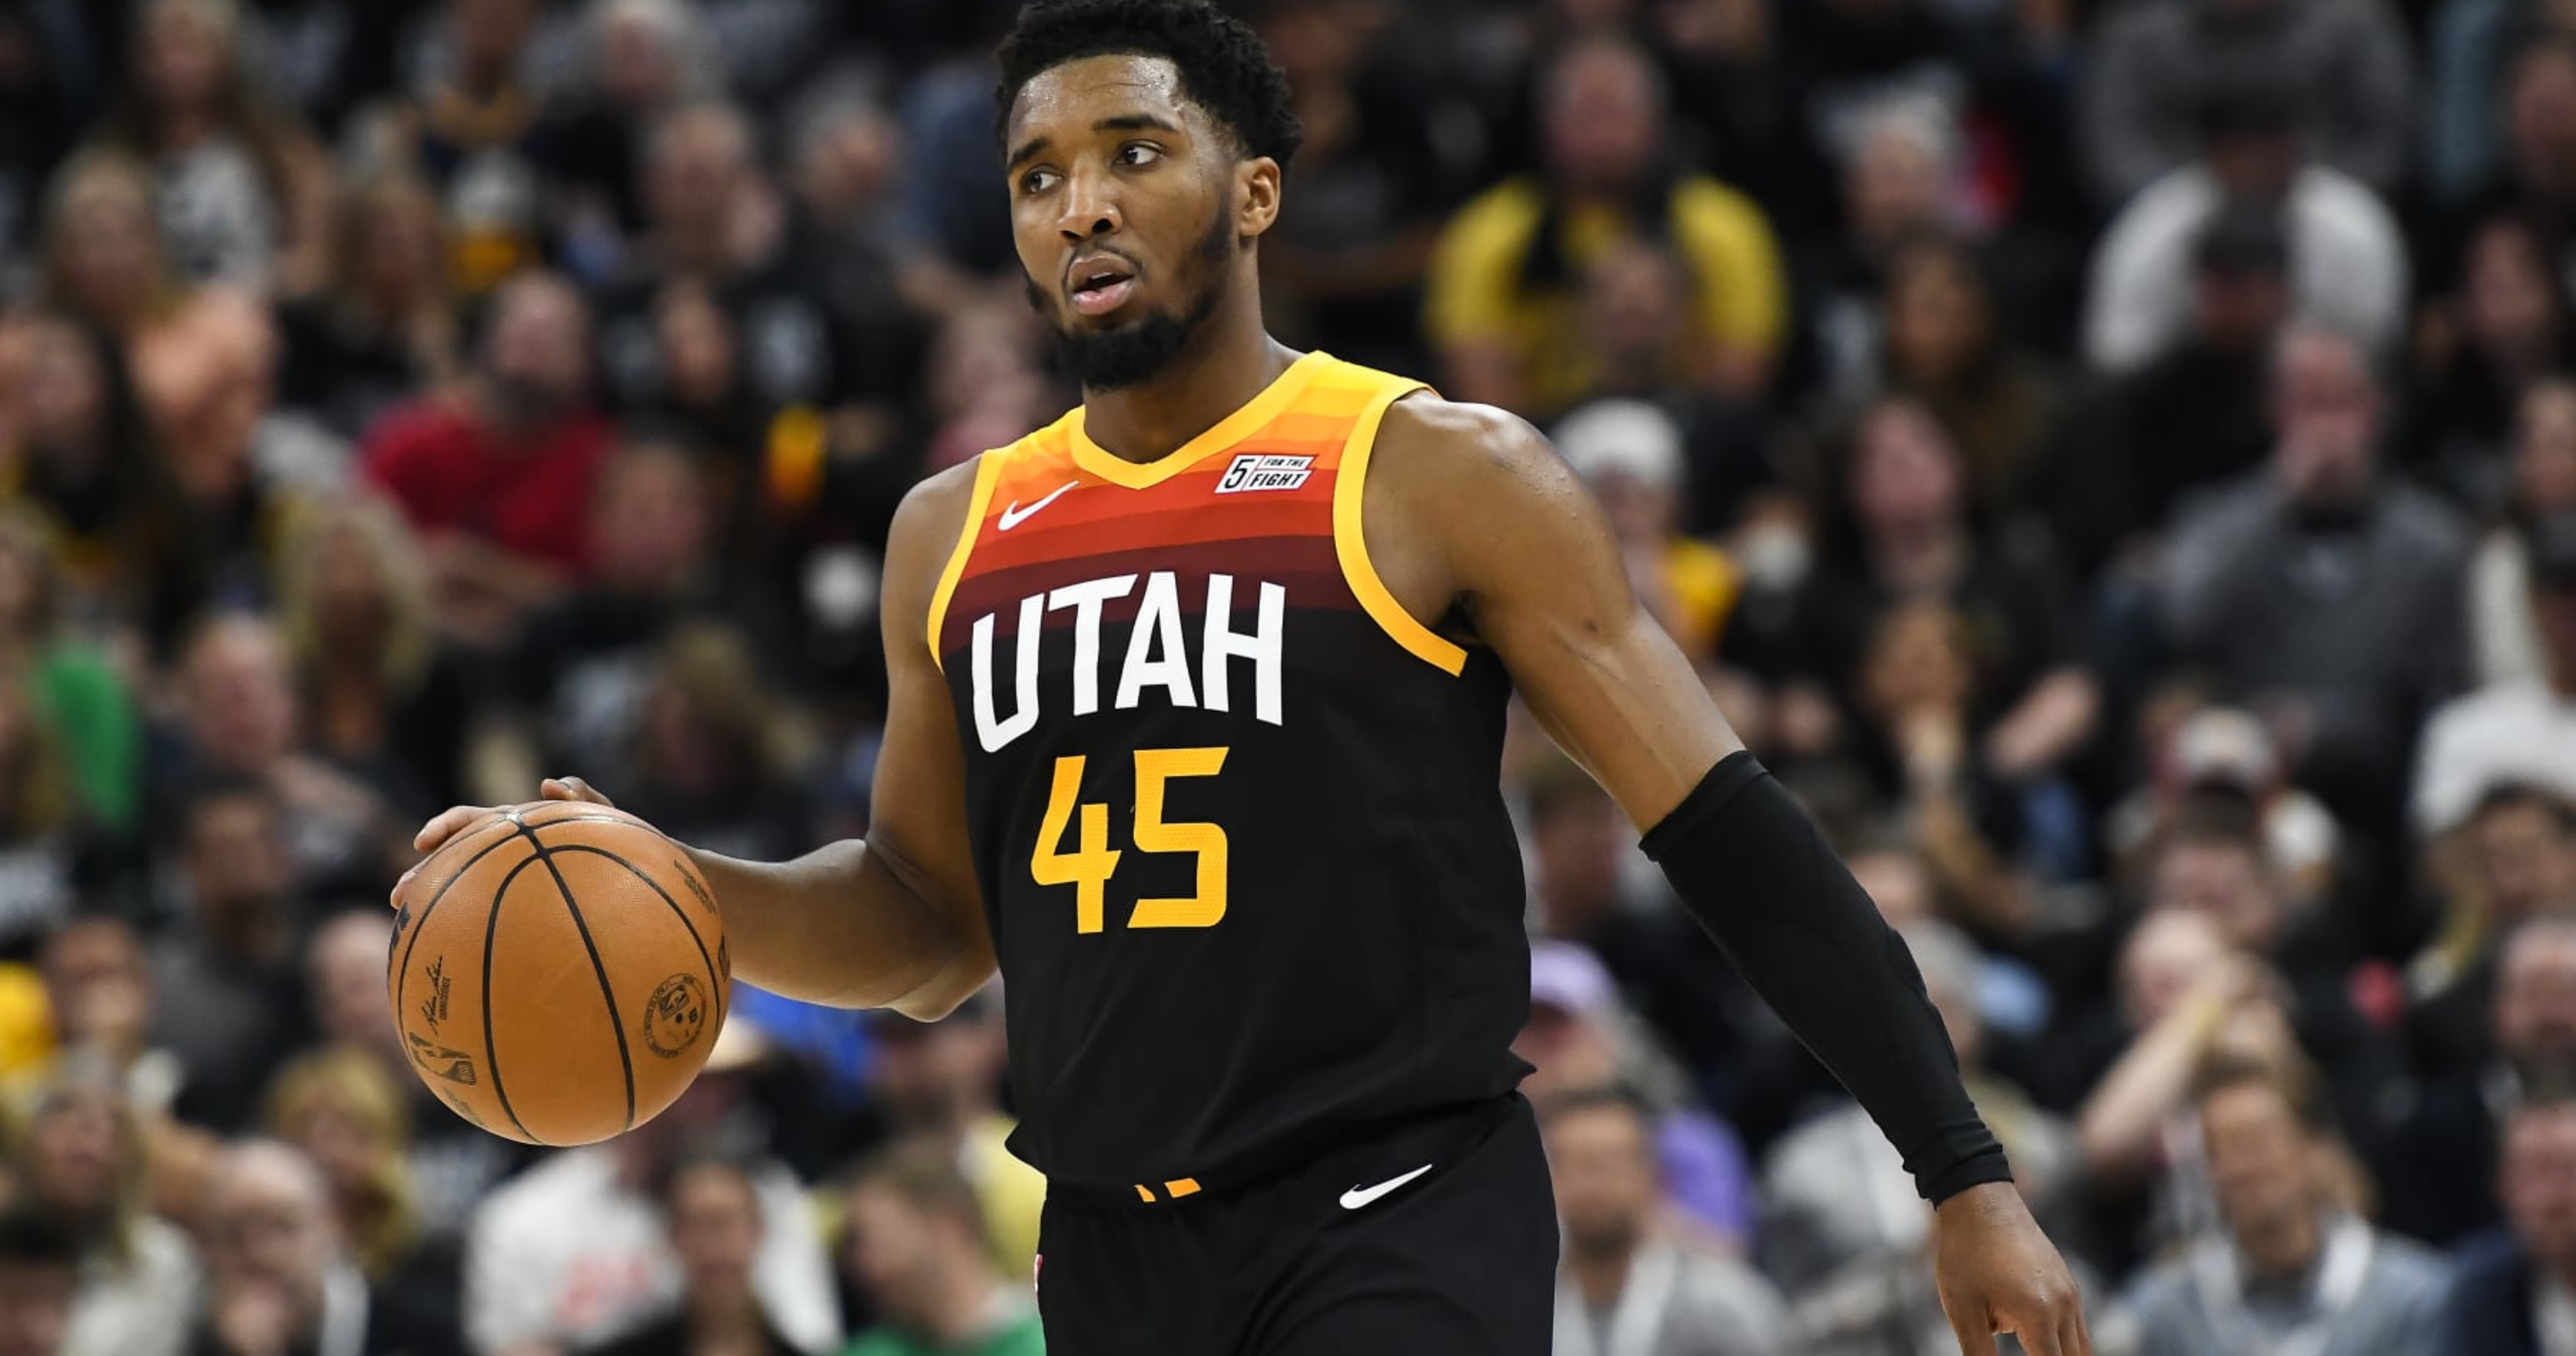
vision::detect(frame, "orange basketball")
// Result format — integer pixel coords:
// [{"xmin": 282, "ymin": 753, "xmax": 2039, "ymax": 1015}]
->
[{"xmin": 386, "ymin": 801, "xmax": 730, "ymax": 1146}]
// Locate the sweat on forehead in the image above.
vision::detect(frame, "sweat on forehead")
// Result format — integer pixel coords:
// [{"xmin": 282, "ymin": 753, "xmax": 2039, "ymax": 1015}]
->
[{"xmin": 1007, "ymin": 55, "xmax": 1216, "ymax": 153}]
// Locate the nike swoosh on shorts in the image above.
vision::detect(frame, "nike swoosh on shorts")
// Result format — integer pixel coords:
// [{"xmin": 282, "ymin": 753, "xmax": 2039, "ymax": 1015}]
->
[{"xmin": 1337, "ymin": 1163, "xmax": 1434, "ymax": 1210}]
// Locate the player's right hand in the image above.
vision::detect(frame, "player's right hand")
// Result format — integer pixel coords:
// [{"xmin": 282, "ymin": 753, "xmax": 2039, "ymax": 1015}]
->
[{"xmin": 392, "ymin": 777, "xmax": 619, "ymax": 908}]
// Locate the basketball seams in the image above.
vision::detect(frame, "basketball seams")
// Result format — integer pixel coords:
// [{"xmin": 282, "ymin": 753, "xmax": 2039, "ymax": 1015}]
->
[
  {"xmin": 390, "ymin": 818, "xmax": 525, "ymax": 993},
  {"xmin": 508, "ymin": 818, "xmax": 640, "ymax": 1134},
  {"xmin": 478, "ymin": 852, "xmax": 550, "ymax": 1143},
  {"xmin": 393, "ymin": 820, "xmax": 535, "ymax": 1138},
  {"xmin": 537, "ymin": 841, "xmax": 728, "ymax": 1040}
]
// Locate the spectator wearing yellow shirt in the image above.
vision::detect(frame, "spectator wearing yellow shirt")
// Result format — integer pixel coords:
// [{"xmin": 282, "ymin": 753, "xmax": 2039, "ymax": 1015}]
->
[
  {"xmin": 1553, "ymin": 399, "xmax": 1742, "ymax": 664},
  {"xmin": 1426, "ymin": 33, "xmax": 1788, "ymax": 421}
]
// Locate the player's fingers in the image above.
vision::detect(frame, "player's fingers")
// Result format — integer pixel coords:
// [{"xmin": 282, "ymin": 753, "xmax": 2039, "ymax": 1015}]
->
[
  {"xmin": 1945, "ymin": 1302, "xmax": 1993, "ymax": 1356},
  {"xmin": 2015, "ymin": 1307, "xmax": 2068, "ymax": 1356},
  {"xmin": 410, "ymin": 805, "xmax": 488, "ymax": 854},
  {"xmin": 2061, "ymin": 1302, "xmax": 2093, "ymax": 1356},
  {"xmin": 542, "ymin": 776, "xmax": 616, "ymax": 808},
  {"xmin": 395, "ymin": 805, "xmax": 493, "ymax": 906}
]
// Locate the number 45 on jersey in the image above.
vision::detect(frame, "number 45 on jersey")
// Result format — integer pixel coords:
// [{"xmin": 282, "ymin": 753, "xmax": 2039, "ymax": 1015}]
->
[{"xmin": 1033, "ymin": 746, "xmax": 1229, "ymax": 933}]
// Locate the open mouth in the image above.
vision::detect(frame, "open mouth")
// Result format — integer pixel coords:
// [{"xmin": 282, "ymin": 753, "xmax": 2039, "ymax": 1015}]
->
[{"xmin": 1068, "ymin": 255, "xmax": 1138, "ymax": 317}]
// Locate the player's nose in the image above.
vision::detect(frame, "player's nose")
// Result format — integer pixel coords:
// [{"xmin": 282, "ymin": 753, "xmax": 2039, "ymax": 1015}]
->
[{"xmin": 1055, "ymin": 165, "xmax": 1123, "ymax": 243}]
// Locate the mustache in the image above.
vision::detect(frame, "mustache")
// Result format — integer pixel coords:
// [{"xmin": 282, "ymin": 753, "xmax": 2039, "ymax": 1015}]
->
[{"xmin": 1022, "ymin": 200, "xmax": 1239, "ymax": 391}]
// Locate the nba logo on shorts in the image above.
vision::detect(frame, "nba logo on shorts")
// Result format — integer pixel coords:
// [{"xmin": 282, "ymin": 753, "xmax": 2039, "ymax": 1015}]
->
[{"xmin": 1216, "ymin": 454, "xmax": 1313, "ymax": 493}]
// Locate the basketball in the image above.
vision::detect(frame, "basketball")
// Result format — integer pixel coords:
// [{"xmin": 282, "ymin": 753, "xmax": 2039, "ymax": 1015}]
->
[{"xmin": 386, "ymin": 800, "xmax": 731, "ymax": 1146}]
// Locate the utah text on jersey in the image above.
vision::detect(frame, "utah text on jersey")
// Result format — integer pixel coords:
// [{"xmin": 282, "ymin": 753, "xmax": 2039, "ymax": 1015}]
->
[{"xmin": 966, "ymin": 570, "xmax": 1287, "ymax": 753}]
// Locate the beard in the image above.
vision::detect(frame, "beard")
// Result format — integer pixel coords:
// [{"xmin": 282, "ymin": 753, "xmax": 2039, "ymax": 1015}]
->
[{"xmin": 1028, "ymin": 198, "xmax": 1235, "ymax": 392}]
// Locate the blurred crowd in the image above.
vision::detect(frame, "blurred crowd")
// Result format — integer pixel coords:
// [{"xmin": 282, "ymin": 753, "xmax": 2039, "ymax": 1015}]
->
[{"xmin": 1, "ymin": 0, "xmax": 2575, "ymax": 1352}]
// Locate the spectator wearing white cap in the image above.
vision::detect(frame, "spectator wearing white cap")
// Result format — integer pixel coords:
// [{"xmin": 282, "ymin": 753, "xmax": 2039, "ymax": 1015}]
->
[
  {"xmin": 2107, "ymin": 705, "xmax": 2341, "ymax": 913},
  {"xmin": 1552, "ymin": 399, "xmax": 1742, "ymax": 666},
  {"xmin": 2419, "ymin": 512, "xmax": 2576, "ymax": 841}
]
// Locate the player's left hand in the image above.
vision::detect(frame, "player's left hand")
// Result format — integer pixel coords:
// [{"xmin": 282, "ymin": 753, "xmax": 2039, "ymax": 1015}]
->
[
  {"xmin": 1933, "ymin": 1181, "xmax": 2089, "ymax": 1355},
  {"xmin": 393, "ymin": 778, "xmax": 618, "ymax": 910}
]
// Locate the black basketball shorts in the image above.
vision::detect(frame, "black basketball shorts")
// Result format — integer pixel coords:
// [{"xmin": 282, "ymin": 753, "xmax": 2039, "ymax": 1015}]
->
[{"xmin": 1033, "ymin": 1094, "xmax": 1559, "ymax": 1355}]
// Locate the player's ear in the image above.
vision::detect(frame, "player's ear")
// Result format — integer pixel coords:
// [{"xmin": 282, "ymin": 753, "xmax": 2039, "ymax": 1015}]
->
[{"xmin": 1234, "ymin": 156, "xmax": 1282, "ymax": 241}]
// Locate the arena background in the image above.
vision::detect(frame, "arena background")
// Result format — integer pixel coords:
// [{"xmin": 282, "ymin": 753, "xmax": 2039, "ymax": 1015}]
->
[{"xmin": 0, "ymin": 0, "xmax": 2561, "ymax": 1351}]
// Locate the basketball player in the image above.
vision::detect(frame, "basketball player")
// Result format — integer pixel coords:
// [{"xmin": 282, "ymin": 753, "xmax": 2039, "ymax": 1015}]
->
[{"xmin": 401, "ymin": 1, "xmax": 2089, "ymax": 1350}]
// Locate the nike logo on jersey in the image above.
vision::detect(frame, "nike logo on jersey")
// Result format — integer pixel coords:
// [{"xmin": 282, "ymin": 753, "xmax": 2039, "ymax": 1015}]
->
[
  {"xmin": 1338, "ymin": 1163, "xmax": 1433, "ymax": 1210},
  {"xmin": 999, "ymin": 481, "xmax": 1080, "ymax": 530},
  {"xmin": 971, "ymin": 570, "xmax": 1288, "ymax": 753}
]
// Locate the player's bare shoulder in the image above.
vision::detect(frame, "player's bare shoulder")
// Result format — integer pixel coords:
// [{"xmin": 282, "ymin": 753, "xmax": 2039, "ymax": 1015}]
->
[
  {"xmin": 1373, "ymin": 393, "xmax": 1567, "ymax": 496},
  {"xmin": 881, "ymin": 455, "xmax": 996, "ymax": 637},
  {"xmin": 1368, "ymin": 391, "xmax": 1609, "ymax": 613}
]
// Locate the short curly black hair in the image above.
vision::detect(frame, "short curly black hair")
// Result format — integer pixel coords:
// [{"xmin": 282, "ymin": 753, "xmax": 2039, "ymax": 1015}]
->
[{"xmin": 994, "ymin": 0, "xmax": 1303, "ymax": 172}]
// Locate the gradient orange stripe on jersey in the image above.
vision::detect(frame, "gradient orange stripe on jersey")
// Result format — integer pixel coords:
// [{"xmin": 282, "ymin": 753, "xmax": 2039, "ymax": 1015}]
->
[{"xmin": 929, "ymin": 353, "xmax": 1462, "ymax": 673}]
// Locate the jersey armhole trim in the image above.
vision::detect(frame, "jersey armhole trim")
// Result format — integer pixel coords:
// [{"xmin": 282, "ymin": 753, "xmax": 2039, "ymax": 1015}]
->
[
  {"xmin": 926, "ymin": 453, "xmax": 1007, "ymax": 675},
  {"xmin": 1333, "ymin": 386, "xmax": 1469, "ymax": 677}
]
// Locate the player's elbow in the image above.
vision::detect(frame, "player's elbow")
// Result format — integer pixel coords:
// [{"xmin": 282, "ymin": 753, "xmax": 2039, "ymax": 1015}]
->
[{"xmin": 885, "ymin": 957, "xmax": 997, "ymax": 1022}]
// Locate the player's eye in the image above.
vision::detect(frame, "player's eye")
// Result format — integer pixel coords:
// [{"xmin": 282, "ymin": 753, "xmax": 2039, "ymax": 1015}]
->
[
  {"xmin": 1021, "ymin": 168, "xmax": 1060, "ymax": 195},
  {"xmin": 1116, "ymin": 143, "xmax": 1164, "ymax": 168}
]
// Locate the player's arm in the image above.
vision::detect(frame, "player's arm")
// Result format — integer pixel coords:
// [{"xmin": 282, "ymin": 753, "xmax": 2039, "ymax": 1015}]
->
[
  {"xmin": 672, "ymin": 462, "xmax": 998, "ymax": 1017},
  {"xmin": 401, "ymin": 464, "xmax": 997, "ymax": 1020},
  {"xmin": 1377, "ymin": 399, "xmax": 1998, "ymax": 1185},
  {"xmin": 1372, "ymin": 399, "xmax": 2087, "ymax": 1353}
]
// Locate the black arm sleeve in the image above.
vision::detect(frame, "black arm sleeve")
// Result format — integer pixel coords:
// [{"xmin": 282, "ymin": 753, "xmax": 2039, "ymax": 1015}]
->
[{"xmin": 1639, "ymin": 751, "xmax": 2012, "ymax": 1203}]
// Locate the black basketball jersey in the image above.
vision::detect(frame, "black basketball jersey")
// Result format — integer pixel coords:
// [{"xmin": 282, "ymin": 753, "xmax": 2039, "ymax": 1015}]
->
[{"xmin": 927, "ymin": 352, "xmax": 1531, "ymax": 1200}]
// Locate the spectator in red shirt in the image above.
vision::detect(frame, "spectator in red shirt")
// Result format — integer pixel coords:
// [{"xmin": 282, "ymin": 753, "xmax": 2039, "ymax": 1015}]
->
[{"xmin": 359, "ymin": 269, "xmax": 612, "ymax": 651}]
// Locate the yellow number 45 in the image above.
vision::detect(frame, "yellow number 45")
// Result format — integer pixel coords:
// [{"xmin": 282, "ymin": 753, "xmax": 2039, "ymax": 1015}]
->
[{"xmin": 1032, "ymin": 747, "xmax": 1230, "ymax": 933}]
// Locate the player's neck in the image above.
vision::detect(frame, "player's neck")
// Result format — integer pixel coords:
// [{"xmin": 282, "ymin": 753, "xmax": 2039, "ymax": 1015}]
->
[{"xmin": 1079, "ymin": 315, "xmax": 1297, "ymax": 468}]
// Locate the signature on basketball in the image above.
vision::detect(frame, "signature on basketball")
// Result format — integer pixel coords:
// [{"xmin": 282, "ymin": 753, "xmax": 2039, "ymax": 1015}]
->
[
  {"xmin": 643, "ymin": 973, "xmax": 710, "ymax": 1058},
  {"xmin": 420, "ymin": 956, "xmax": 451, "ymax": 1033}
]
